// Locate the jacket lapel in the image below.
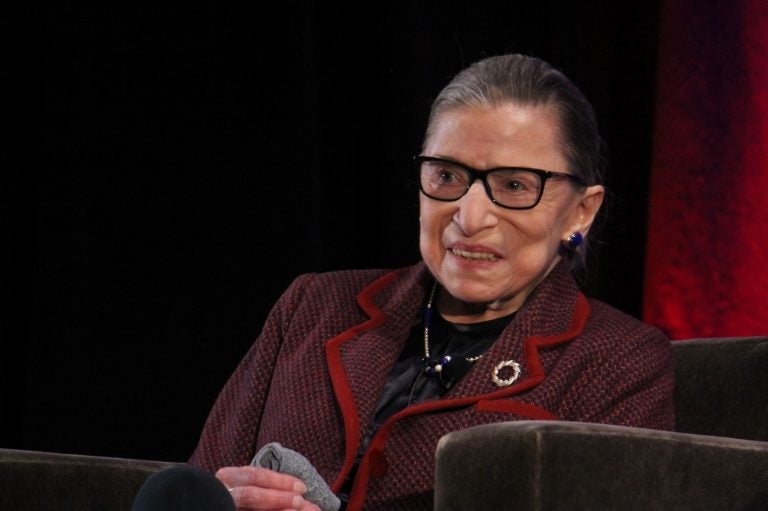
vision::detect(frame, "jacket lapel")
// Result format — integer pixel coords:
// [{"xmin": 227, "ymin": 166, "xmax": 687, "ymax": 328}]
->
[{"xmin": 324, "ymin": 264, "xmax": 430, "ymax": 484}]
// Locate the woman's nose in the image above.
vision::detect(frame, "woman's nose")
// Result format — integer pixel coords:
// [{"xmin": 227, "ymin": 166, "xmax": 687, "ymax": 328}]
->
[{"xmin": 452, "ymin": 182, "xmax": 498, "ymax": 234}]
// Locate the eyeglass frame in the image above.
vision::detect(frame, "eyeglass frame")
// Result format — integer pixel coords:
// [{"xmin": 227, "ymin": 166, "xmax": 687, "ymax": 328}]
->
[{"xmin": 414, "ymin": 155, "xmax": 589, "ymax": 210}]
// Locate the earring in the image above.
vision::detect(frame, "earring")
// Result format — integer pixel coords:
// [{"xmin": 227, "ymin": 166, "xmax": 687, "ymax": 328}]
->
[{"xmin": 564, "ymin": 231, "xmax": 583, "ymax": 250}]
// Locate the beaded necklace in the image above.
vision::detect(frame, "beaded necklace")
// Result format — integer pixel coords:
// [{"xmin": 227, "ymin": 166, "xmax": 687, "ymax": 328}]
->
[{"xmin": 422, "ymin": 281, "xmax": 483, "ymax": 377}]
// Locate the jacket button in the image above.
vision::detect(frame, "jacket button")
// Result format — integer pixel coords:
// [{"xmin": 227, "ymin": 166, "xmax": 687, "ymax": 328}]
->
[{"xmin": 369, "ymin": 449, "xmax": 388, "ymax": 478}]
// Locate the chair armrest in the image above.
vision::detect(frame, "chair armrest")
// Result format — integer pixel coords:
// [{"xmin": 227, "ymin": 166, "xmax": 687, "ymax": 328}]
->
[
  {"xmin": 434, "ymin": 421, "xmax": 768, "ymax": 511},
  {"xmin": 0, "ymin": 448, "xmax": 180, "ymax": 511}
]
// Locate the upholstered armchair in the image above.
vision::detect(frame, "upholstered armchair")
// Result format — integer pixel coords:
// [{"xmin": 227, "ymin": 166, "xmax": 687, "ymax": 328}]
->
[
  {"xmin": 0, "ymin": 447, "xmax": 178, "ymax": 510},
  {"xmin": 435, "ymin": 336, "xmax": 768, "ymax": 510},
  {"xmin": 2, "ymin": 336, "xmax": 766, "ymax": 510}
]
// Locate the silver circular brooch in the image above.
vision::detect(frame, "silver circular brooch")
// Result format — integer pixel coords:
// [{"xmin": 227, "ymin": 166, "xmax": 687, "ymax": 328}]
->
[{"xmin": 491, "ymin": 359, "xmax": 521, "ymax": 387}]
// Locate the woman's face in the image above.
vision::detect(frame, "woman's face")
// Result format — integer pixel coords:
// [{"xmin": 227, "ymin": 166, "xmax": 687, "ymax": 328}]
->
[{"xmin": 419, "ymin": 103, "xmax": 603, "ymax": 320}]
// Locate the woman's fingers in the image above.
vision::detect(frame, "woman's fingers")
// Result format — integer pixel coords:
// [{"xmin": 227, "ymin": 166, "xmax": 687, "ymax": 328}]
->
[
  {"xmin": 299, "ymin": 499, "xmax": 322, "ymax": 511},
  {"xmin": 216, "ymin": 466, "xmax": 307, "ymax": 493},
  {"xmin": 228, "ymin": 485, "xmax": 305, "ymax": 510},
  {"xmin": 215, "ymin": 466, "xmax": 316, "ymax": 510}
]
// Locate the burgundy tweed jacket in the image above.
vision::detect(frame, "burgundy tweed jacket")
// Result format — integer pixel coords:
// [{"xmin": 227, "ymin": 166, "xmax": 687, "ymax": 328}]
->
[{"xmin": 189, "ymin": 261, "xmax": 674, "ymax": 510}]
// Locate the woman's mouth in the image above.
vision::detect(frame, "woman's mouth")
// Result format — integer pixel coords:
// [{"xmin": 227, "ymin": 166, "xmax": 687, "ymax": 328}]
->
[{"xmin": 450, "ymin": 247, "xmax": 500, "ymax": 261}]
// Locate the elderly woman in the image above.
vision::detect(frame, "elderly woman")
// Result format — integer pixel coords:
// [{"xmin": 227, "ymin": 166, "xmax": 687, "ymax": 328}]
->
[{"xmin": 188, "ymin": 54, "xmax": 674, "ymax": 510}]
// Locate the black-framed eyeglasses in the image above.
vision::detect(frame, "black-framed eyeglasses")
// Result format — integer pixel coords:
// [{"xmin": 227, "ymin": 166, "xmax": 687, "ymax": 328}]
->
[{"xmin": 415, "ymin": 155, "xmax": 588, "ymax": 210}]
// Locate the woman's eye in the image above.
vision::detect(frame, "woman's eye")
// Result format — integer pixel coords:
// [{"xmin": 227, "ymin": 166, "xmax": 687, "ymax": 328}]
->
[
  {"xmin": 503, "ymin": 179, "xmax": 528, "ymax": 192},
  {"xmin": 495, "ymin": 172, "xmax": 539, "ymax": 193},
  {"xmin": 437, "ymin": 169, "xmax": 460, "ymax": 184}
]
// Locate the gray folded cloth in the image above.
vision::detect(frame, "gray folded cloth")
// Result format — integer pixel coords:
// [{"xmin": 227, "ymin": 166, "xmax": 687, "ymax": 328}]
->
[{"xmin": 251, "ymin": 442, "xmax": 341, "ymax": 511}]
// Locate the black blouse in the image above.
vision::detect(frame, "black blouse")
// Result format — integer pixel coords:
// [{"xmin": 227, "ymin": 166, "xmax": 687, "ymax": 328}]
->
[{"xmin": 372, "ymin": 307, "xmax": 515, "ymax": 426}]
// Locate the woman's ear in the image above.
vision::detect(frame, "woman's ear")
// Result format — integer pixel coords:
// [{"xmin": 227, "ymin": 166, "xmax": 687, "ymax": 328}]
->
[{"xmin": 569, "ymin": 184, "xmax": 605, "ymax": 236}]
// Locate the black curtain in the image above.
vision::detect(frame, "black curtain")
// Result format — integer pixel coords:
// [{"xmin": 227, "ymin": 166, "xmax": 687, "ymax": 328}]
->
[{"xmin": 15, "ymin": 3, "xmax": 659, "ymax": 462}]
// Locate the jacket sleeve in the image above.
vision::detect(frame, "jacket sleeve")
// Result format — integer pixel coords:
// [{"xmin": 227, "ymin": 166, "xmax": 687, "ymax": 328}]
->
[
  {"xmin": 188, "ymin": 273, "xmax": 316, "ymax": 471},
  {"xmin": 560, "ymin": 320, "xmax": 676, "ymax": 431}
]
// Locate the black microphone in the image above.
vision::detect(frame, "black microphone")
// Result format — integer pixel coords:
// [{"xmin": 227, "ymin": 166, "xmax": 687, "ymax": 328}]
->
[{"xmin": 131, "ymin": 464, "xmax": 236, "ymax": 511}]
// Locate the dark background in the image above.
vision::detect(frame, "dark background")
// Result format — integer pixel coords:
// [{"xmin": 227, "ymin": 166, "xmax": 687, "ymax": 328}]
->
[{"xmin": 12, "ymin": 3, "xmax": 660, "ymax": 462}]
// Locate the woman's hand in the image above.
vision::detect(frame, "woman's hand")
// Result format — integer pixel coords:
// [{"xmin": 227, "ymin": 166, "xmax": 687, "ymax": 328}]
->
[{"xmin": 216, "ymin": 466, "xmax": 322, "ymax": 511}]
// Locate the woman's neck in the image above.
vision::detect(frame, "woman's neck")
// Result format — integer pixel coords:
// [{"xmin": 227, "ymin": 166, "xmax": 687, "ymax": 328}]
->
[{"xmin": 436, "ymin": 291, "xmax": 522, "ymax": 324}]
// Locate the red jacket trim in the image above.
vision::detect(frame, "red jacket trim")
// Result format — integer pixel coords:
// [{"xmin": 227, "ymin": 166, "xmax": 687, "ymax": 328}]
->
[{"xmin": 325, "ymin": 270, "xmax": 402, "ymax": 493}]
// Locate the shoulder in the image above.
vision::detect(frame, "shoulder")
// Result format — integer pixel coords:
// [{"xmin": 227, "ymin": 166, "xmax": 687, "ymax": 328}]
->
[
  {"xmin": 276, "ymin": 263, "xmax": 424, "ymax": 309},
  {"xmin": 263, "ymin": 263, "xmax": 425, "ymax": 340},
  {"xmin": 580, "ymin": 298, "xmax": 671, "ymax": 358},
  {"xmin": 586, "ymin": 299, "xmax": 667, "ymax": 339},
  {"xmin": 553, "ymin": 298, "xmax": 675, "ymax": 429}
]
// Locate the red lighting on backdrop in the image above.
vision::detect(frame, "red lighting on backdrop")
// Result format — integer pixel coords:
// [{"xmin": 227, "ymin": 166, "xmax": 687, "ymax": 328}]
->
[{"xmin": 644, "ymin": 0, "xmax": 768, "ymax": 339}]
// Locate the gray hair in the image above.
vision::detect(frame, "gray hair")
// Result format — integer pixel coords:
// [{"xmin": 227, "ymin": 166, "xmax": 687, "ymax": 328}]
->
[{"xmin": 424, "ymin": 53, "xmax": 606, "ymax": 186}]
